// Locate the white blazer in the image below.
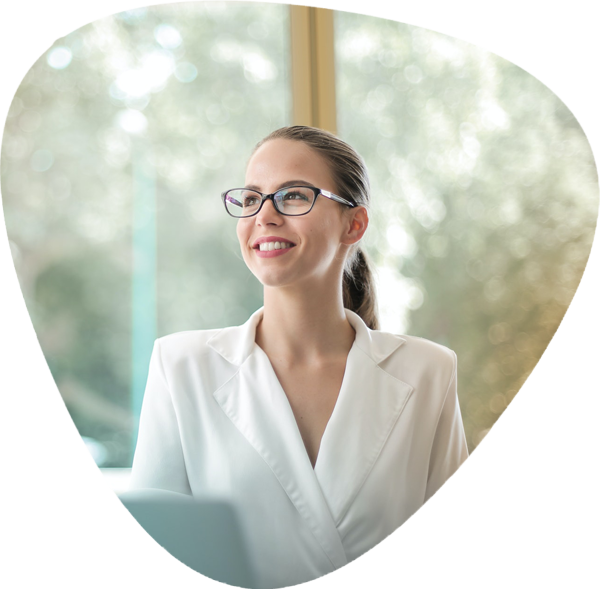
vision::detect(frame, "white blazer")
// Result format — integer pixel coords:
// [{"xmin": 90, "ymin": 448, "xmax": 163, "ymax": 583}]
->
[{"xmin": 130, "ymin": 307, "xmax": 468, "ymax": 588}]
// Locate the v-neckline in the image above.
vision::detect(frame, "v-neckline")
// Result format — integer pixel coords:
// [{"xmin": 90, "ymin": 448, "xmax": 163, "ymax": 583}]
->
[{"xmin": 253, "ymin": 340, "xmax": 356, "ymax": 472}]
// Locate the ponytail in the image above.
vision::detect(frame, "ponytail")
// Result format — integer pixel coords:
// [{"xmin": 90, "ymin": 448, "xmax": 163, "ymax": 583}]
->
[{"xmin": 343, "ymin": 247, "xmax": 379, "ymax": 331}]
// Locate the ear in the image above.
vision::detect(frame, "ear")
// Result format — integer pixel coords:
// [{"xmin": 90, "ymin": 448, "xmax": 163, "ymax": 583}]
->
[{"xmin": 342, "ymin": 206, "xmax": 369, "ymax": 245}]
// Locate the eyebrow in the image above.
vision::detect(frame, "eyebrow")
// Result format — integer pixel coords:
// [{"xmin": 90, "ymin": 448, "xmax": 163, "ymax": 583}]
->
[{"xmin": 244, "ymin": 180, "xmax": 316, "ymax": 192}]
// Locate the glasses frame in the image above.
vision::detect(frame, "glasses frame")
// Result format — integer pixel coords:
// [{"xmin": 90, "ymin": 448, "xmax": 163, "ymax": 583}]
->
[{"xmin": 221, "ymin": 185, "xmax": 357, "ymax": 218}]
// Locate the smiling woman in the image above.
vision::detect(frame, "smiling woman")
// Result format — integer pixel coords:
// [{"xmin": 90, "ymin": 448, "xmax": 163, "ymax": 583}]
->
[
  {"xmin": 3, "ymin": 3, "xmax": 596, "ymax": 586},
  {"xmin": 236, "ymin": 136, "xmax": 365, "ymax": 296},
  {"xmin": 129, "ymin": 125, "xmax": 469, "ymax": 589}
]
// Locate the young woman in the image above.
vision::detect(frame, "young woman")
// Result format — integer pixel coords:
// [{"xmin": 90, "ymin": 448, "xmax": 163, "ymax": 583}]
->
[{"xmin": 129, "ymin": 126, "xmax": 468, "ymax": 588}]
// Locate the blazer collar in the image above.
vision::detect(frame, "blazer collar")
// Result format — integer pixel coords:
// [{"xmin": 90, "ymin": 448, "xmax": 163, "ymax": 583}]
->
[
  {"xmin": 207, "ymin": 306, "xmax": 407, "ymax": 366},
  {"xmin": 209, "ymin": 307, "xmax": 414, "ymax": 567}
]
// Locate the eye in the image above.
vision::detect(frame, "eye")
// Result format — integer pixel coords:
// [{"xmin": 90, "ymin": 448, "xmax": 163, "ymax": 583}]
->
[
  {"xmin": 278, "ymin": 188, "xmax": 311, "ymax": 202},
  {"xmin": 240, "ymin": 190, "xmax": 261, "ymax": 207},
  {"xmin": 243, "ymin": 195, "xmax": 260, "ymax": 207}
]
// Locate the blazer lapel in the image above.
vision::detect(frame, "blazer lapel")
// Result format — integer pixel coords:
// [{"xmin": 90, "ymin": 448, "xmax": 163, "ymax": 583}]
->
[
  {"xmin": 313, "ymin": 310, "xmax": 414, "ymax": 525},
  {"xmin": 209, "ymin": 309, "xmax": 348, "ymax": 570}
]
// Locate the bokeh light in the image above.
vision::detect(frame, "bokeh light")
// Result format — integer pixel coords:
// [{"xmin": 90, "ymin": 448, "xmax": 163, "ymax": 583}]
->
[
  {"xmin": 2, "ymin": 2, "xmax": 290, "ymax": 466},
  {"xmin": 2, "ymin": 5, "xmax": 596, "ymax": 465},
  {"xmin": 335, "ymin": 12, "xmax": 598, "ymax": 452},
  {"xmin": 47, "ymin": 46, "xmax": 73, "ymax": 69}
]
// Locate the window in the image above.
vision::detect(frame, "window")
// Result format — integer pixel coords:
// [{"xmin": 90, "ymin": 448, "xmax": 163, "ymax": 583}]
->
[
  {"xmin": 3, "ymin": 3, "xmax": 290, "ymax": 468},
  {"xmin": 2, "ymin": 4, "xmax": 596, "ymax": 468},
  {"xmin": 333, "ymin": 11, "xmax": 597, "ymax": 449}
]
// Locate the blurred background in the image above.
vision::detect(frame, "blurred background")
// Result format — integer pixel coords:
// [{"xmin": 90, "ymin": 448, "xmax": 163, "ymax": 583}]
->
[{"xmin": 1, "ymin": 3, "xmax": 597, "ymax": 485}]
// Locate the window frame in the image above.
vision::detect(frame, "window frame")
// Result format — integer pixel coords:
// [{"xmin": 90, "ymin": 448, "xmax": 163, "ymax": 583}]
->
[{"xmin": 289, "ymin": 6, "xmax": 337, "ymax": 134}]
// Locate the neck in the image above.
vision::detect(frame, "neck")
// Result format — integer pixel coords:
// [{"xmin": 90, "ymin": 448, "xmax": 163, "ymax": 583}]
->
[{"xmin": 256, "ymin": 277, "xmax": 356, "ymax": 365}]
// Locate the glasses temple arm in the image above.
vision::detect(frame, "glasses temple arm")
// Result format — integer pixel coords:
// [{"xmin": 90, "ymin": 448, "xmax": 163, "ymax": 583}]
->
[{"xmin": 320, "ymin": 189, "xmax": 357, "ymax": 207}]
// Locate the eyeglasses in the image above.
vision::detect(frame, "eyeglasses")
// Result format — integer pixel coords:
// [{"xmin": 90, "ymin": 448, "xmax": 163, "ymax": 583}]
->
[{"xmin": 221, "ymin": 185, "xmax": 357, "ymax": 218}]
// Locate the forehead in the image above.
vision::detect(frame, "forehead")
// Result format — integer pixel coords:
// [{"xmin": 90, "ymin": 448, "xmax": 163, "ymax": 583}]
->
[{"xmin": 245, "ymin": 138, "xmax": 336, "ymax": 191}]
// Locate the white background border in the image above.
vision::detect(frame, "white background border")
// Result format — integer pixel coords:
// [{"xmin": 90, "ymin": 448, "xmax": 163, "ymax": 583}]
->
[{"xmin": 1, "ymin": 1, "xmax": 598, "ymax": 587}]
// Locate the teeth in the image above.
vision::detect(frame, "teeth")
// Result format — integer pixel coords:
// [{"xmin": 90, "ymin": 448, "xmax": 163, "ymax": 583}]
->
[{"xmin": 258, "ymin": 241, "xmax": 292, "ymax": 251}]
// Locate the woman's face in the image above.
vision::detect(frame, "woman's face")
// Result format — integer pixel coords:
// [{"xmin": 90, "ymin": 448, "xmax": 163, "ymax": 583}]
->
[{"xmin": 236, "ymin": 138, "xmax": 360, "ymax": 291}]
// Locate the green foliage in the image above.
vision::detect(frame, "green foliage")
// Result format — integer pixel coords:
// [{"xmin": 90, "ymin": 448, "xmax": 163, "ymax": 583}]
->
[
  {"xmin": 1, "ymin": 4, "xmax": 597, "ymax": 464},
  {"xmin": 335, "ymin": 13, "xmax": 598, "ymax": 450},
  {"xmin": 2, "ymin": 2, "xmax": 289, "ymax": 466}
]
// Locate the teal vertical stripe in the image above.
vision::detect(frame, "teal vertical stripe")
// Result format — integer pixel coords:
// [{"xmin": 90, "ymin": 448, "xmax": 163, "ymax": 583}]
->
[{"xmin": 130, "ymin": 141, "xmax": 157, "ymax": 462}]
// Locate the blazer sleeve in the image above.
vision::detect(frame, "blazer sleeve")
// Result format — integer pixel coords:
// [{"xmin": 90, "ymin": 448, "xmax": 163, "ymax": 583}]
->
[
  {"xmin": 424, "ymin": 350, "xmax": 469, "ymax": 502},
  {"xmin": 129, "ymin": 339, "xmax": 193, "ymax": 495}
]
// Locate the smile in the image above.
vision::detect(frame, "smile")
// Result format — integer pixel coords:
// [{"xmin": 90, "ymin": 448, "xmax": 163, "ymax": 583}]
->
[
  {"xmin": 258, "ymin": 241, "xmax": 293, "ymax": 252},
  {"xmin": 254, "ymin": 241, "xmax": 296, "ymax": 258}
]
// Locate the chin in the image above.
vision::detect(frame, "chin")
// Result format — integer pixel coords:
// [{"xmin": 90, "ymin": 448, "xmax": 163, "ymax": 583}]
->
[
  {"xmin": 252, "ymin": 270, "xmax": 297, "ymax": 289},
  {"xmin": 243, "ymin": 254, "xmax": 296, "ymax": 287}
]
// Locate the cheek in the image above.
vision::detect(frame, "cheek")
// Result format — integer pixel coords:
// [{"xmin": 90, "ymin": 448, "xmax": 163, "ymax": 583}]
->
[
  {"xmin": 310, "ymin": 216, "xmax": 343, "ymax": 251},
  {"xmin": 236, "ymin": 222, "xmax": 252, "ymax": 263},
  {"xmin": 236, "ymin": 220, "xmax": 248, "ymax": 247}
]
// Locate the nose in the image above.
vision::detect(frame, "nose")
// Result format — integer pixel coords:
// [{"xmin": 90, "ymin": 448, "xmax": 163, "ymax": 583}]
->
[{"xmin": 255, "ymin": 196, "xmax": 282, "ymax": 226}]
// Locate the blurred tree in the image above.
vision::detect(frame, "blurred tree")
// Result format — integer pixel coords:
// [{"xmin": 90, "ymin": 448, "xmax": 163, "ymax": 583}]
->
[
  {"xmin": 335, "ymin": 13, "xmax": 598, "ymax": 451},
  {"xmin": 1, "ymin": 4, "xmax": 597, "ymax": 465},
  {"xmin": 2, "ymin": 2, "xmax": 290, "ymax": 466}
]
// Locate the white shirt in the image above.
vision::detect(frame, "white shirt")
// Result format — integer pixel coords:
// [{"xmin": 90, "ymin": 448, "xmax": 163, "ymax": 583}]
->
[{"xmin": 130, "ymin": 307, "xmax": 468, "ymax": 588}]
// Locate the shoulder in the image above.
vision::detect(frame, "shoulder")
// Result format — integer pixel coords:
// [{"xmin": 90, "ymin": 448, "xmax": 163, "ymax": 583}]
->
[
  {"xmin": 376, "ymin": 331, "xmax": 457, "ymax": 390},
  {"xmin": 151, "ymin": 327, "xmax": 241, "ymax": 394},
  {"xmin": 154, "ymin": 328, "xmax": 225, "ymax": 367},
  {"xmin": 158, "ymin": 328, "xmax": 222, "ymax": 348},
  {"xmin": 397, "ymin": 334, "xmax": 455, "ymax": 366}
]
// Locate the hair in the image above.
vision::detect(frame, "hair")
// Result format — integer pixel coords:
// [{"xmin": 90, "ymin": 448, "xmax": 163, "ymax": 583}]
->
[{"xmin": 251, "ymin": 125, "xmax": 380, "ymax": 330}]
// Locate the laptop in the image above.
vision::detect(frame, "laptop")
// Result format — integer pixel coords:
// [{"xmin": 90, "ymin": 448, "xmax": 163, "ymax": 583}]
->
[{"xmin": 118, "ymin": 489, "xmax": 257, "ymax": 588}]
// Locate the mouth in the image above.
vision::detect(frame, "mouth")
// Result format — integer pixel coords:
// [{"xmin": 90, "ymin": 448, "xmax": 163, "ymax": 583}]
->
[
  {"xmin": 252, "ymin": 237, "xmax": 297, "ymax": 258},
  {"xmin": 254, "ymin": 241, "xmax": 295, "ymax": 252},
  {"xmin": 252, "ymin": 237, "xmax": 296, "ymax": 252}
]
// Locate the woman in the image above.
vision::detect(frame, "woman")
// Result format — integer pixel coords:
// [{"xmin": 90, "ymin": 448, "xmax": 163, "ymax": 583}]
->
[{"xmin": 129, "ymin": 126, "xmax": 468, "ymax": 588}]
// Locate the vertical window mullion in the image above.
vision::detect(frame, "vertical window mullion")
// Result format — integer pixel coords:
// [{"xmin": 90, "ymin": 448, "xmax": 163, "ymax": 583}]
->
[{"xmin": 289, "ymin": 6, "xmax": 337, "ymax": 134}]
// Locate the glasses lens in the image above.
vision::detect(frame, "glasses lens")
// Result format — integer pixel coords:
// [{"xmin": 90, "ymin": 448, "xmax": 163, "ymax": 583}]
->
[
  {"xmin": 225, "ymin": 189, "xmax": 262, "ymax": 217},
  {"xmin": 274, "ymin": 186, "xmax": 315, "ymax": 215}
]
